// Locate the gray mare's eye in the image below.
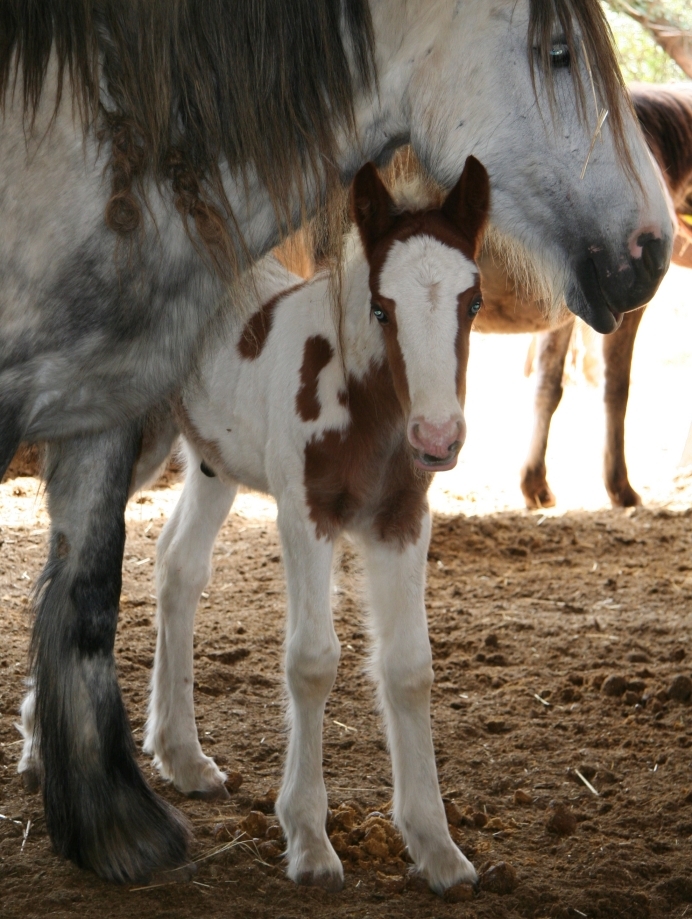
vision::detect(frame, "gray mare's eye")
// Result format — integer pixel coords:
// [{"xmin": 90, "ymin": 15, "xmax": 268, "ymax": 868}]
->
[
  {"xmin": 469, "ymin": 295, "xmax": 482, "ymax": 317},
  {"xmin": 549, "ymin": 42, "xmax": 570, "ymax": 69},
  {"xmin": 371, "ymin": 301, "xmax": 388, "ymax": 324}
]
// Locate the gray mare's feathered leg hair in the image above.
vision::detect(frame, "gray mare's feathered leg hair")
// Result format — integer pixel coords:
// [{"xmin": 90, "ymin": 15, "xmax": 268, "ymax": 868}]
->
[{"xmin": 31, "ymin": 423, "xmax": 190, "ymax": 881}]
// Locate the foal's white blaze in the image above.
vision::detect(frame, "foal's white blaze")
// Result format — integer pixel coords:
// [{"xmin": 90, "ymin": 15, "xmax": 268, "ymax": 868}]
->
[{"xmin": 379, "ymin": 234, "xmax": 474, "ymax": 468}]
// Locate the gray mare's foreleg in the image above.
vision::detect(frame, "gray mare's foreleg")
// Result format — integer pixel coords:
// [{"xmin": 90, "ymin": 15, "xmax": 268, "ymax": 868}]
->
[
  {"xmin": 31, "ymin": 424, "xmax": 190, "ymax": 882},
  {"xmin": 520, "ymin": 321, "xmax": 574, "ymax": 510}
]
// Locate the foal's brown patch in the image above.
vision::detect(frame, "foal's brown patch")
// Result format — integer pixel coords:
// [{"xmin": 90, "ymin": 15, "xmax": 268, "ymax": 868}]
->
[
  {"xmin": 304, "ymin": 360, "xmax": 431, "ymax": 546},
  {"xmin": 296, "ymin": 336, "xmax": 334, "ymax": 422},
  {"xmin": 237, "ymin": 285, "xmax": 302, "ymax": 360}
]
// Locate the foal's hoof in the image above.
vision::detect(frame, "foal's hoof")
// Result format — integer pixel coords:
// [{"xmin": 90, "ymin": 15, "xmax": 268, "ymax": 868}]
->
[
  {"xmin": 296, "ymin": 868, "xmax": 344, "ymax": 892},
  {"xmin": 187, "ymin": 782, "xmax": 230, "ymax": 802}
]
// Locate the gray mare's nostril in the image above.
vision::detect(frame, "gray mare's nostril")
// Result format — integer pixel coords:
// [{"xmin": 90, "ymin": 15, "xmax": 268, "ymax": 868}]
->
[{"xmin": 638, "ymin": 234, "xmax": 666, "ymax": 284}]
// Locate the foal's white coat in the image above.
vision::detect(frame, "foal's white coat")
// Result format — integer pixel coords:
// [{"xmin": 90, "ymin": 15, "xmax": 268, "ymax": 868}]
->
[{"xmin": 145, "ymin": 162, "xmax": 488, "ymax": 892}]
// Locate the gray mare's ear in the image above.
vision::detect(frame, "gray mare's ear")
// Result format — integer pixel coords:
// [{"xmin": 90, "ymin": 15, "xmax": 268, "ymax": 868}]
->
[
  {"xmin": 441, "ymin": 155, "xmax": 490, "ymax": 256},
  {"xmin": 350, "ymin": 162, "xmax": 397, "ymax": 257}
]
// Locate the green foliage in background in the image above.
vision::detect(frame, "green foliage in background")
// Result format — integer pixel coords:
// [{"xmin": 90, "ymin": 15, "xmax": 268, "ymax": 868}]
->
[{"xmin": 604, "ymin": 1, "xmax": 691, "ymax": 83}]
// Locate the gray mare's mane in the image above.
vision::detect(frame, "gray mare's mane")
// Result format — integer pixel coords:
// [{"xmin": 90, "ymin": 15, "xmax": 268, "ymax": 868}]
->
[{"xmin": 0, "ymin": 0, "xmax": 632, "ymax": 271}]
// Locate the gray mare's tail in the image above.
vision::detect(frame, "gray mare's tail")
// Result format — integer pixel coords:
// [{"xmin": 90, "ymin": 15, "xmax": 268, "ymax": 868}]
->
[{"xmin": 31, "ymin": 424, "xmax": 190, "ymax": 881}]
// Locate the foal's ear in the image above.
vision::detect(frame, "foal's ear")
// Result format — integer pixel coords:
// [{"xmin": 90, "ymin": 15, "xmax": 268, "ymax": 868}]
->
[
  {"xmin": 351, "ymin": 162, "xmax": 396, "ymax": 256},
  {"xmin": 441, "ymin": 156, "xmax": 490, "ymax": 257}
]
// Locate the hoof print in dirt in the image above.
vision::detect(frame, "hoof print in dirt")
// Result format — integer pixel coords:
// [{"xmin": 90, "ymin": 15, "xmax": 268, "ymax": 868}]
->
[
  {"xmin": 479, "ymin": 861, "xmax": 518, "ymax": 895},
  {"xmin": 546, "ymin": 804, "xmax": 577, "ymax": 837}
]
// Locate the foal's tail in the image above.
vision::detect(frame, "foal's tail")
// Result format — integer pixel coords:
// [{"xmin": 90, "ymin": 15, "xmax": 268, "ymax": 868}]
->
[{"xmin": 31, "ymin": 426, "xmax": 190, "ymax": 882}]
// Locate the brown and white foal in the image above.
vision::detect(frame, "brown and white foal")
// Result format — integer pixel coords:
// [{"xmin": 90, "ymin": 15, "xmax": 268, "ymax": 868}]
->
[{"xmin": 146, "ymin": 158, "xmax": 489, "ymax": 892}]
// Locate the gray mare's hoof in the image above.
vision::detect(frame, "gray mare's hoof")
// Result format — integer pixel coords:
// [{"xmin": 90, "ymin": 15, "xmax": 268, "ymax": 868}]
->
[{"xmin": 297, "ymin": 869, "xmax": 345, "ymax": 892}]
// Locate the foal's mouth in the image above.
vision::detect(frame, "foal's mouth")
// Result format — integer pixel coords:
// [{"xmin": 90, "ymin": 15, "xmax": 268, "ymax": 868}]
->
[{"xmin": 413, "ymin": 444, "xmax": 462, "ymax": 472}]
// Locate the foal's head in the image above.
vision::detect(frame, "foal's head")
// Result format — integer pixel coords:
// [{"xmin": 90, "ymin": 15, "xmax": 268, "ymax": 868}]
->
[{"xmin": 351, "ymin": 157, "xmax": 490, "ymax": 472}]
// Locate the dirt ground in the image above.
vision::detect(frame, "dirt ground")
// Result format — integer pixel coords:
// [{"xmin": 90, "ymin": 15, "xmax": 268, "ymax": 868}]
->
[{"xmin": 1, "ymin": 265, "xmax": 691, "ymax": 918}]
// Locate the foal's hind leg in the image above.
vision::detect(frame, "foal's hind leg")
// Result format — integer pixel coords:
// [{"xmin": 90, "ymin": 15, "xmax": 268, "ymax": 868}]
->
[
  {"xmin": 602, "ymin": 306, "xmax": 646, "ymax": 507},
  {"xmin": 359, "ymin": 512, "xmax": 477, "ymax": 894},
  {"xmin": 145, "ymin": 451, "xmax": 237, "ymax": 799},
  {"xmin": 520, "ymin": 320, "xmax": 574, "ymax": 509},
  {"xmin": 30, "ymin": 425, "xmax": 190, "ymax": 882},
  {"xmin": 274, "ymin": 500, "xmax": 342, "ymax": 891}
]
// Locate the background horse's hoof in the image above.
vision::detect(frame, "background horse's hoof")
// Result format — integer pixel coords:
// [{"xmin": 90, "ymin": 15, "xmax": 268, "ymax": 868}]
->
[
  {"xmin": 521, "ymin": 470, "xmax": 557, "ymax": 510},
  {"xmin": 296, "ymin": 868, "xmax": 344, "ymax": 892},
  {"xmin": 608, "ymin": 483, "xmax": 642, "ymax": 508}
]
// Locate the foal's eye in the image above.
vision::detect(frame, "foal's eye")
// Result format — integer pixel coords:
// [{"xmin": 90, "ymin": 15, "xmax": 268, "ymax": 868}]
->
[
  {"xmin": 469, "ymin": 295, "xmax": 483, "ymax": 317},
  {"xmin": 371, "ymin": 301, "xmax": 388, "ymax": 324},
  {"xmin": 549, "ymin": 42, "xmax": 571, "ymax": 69}
]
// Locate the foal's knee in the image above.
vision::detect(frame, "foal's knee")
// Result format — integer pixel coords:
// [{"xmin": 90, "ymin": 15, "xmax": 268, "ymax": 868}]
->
[
  {"xmin": 285, "ymin": 636, "xmax": 340, "ymax": 703},
  {"xmin": 156, "ymin": 534, "xmax": 210, "ymax": 606},
  {"xmin": 378, "ymin": 646, "xmax": 434, "ymax": 702}
]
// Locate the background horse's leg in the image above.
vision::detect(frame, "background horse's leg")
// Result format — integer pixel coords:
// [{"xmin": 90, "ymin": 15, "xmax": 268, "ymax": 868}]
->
[
  {"xmin": 145, "ymin": 451, "xmax": 236, "ymax": 799},
  {"xmin": 31, "ymin": 424, "xmax": 190, "ymax": 882},
  {"xmin": 520, "ymin": 321, "xmax": 574, "ymax": 509},
  {"xmin": 358, "ymin": 513, "xmax": 476, "ymax": 894},
  {"xmin": 602, "ymin": 306, "xmax": 646, "ymax": 507},
  {"xmin": 274, "ymin": 499, "xmax": 342, "ymax": 891}
]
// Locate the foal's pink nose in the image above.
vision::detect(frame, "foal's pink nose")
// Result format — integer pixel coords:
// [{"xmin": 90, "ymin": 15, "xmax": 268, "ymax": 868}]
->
[{"xmin": 408, "ymin": 416, "xmax": 466, "ymax": 461}]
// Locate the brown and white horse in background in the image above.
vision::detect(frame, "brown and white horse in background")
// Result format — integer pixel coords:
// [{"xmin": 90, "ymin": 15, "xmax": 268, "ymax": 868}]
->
[
  {"xmin": 478, "ymin": 82, "xmax": 692, "ymax": 509},
  {"xmin": 132, "ymin": 158, "xmax": 489, "ymax": 892}
]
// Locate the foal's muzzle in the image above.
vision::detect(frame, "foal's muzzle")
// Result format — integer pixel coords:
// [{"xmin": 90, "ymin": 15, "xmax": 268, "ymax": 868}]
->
[{"xmin": 408, "ymin": 416, "xmax": 466, "ymax": 472}]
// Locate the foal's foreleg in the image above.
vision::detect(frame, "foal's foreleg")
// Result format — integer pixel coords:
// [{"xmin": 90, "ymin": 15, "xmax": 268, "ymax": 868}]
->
[
  {"xmin": 602, "ymin": 306, "xmax": 645, "ymax": 507},
  {"xmin": 520, "ymin": 320, "xmax": 574, "ymax": 509},
  {"xmin": 360, "ymin": 513, "xmax": 476, "ymax": 893},
  {"xmin": 145, "ymin": 453, "xmax": 236, "ymax": 798},
  {"xmin": 274, "ymin": 501, "xmax": 342, "ymax": 890},
  {"xmin": 29, "ymin": 425, "xmax": 190, "ymax": 882}
]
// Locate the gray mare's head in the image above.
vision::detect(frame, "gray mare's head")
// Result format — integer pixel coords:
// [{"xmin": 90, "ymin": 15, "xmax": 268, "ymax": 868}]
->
[{"xmin": 370, "ymin": 0, "xmax": 674, "ymax": 333}]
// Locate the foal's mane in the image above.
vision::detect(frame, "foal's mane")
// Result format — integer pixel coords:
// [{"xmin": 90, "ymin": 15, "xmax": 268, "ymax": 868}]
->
[
  {"xmin": 0, "ymin": 0, "xmax": 635, "ymax": 275},
  {"xmin": 630, "ymin": 83, "xmax": 692, "ymax": 202}
]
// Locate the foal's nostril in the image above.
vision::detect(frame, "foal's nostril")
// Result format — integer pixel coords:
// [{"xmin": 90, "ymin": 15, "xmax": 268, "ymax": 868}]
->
[{"xmin": 639, "ymin": 234, "xmax": 666, "ymax": 283}]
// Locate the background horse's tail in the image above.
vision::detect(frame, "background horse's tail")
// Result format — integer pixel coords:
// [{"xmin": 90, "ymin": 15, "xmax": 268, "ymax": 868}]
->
[{"xmin": 31, "ymin": 424, "xmax": 190, "ymax": 881}]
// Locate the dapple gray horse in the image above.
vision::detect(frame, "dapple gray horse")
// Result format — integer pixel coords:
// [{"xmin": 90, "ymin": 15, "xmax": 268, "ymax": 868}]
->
[{"xmin": 0, "ymin": 0, "xmax": 673, "ymax": 883}]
